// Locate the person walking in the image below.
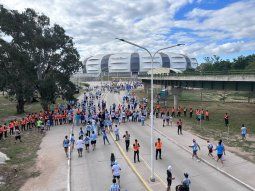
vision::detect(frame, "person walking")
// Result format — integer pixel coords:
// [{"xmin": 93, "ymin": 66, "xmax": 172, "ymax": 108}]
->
[
  {"xmin": 90, "ymin": 131, "xmax": 97, "ymax": 151},
  {"xmin": 189, "ymin": 139, "xmax": 200, "ymax": 162},
  {"xmin": 166, "ymin": 165, "xmax": 175, "ymax": 191},
  {"xmin": 70, "ymin": 133, "xmax": 75, "ymax": 152},
  {"xmin": 155, "ymin": 138, "xmax": 163, "ymax": 160},
  {"xmin": 114, "ymin": 125, "xmax": 120, "ymax": 141},
  {"xmin": 177, "ymin": 119, "xmax": 183, "ymax": 135},
  {"xmin": 133, "ymin": 139, "xmax": 140, "ymax": 163},
  {"xmin": 102, "ymin": 127, "xmax": 110, "ymax": 145},
  {"xmin": 123, "ymin": 131, "xmax": 131, "ymax": 152},
  {"xmin": 215, "ymin": 139, "xmax": 225, "ymax": 164},
  {"xmin": 241, "ymin": 124, "xmax": 247, "ymax": 140},
  {"xmin": 86, "ymin": 122, "xmax": 92, "ymax": 137},
  {"xmin": 14, "ymin": 128, "xmax": 22, "ymax": 144},
  {"xmin": 109, "ymin": 178, "xmax": 120, "ymax": 191},
  {"xmin": 76, "ymin": 136, "xmax": 84, "ymax": 157},
  {"xmin": 110, "ymin": 153, "xmax": 115, "ymax": 167},
  {"xmin": 182, "ymin": 173, "xmax": 191, "ymax": 191},
  {"xmin": 63, "ymin": 135, "xmax": 70, "ymax": 158},
  {"xmin": 140, "ymin": 114, "xmax": 145, "ymax": 126},
  {"xmin": 207, "ymin": 140, "xmax": 214, "ymax": 158},
  {"xmin": 112, "ymin": 161, "xmax": 121, "ymax": 185},
  {"xmin": 84, "ymin": 133, "xmax": 90, "ymax": 152},
  {"xmin": 79, "ymin": 127, "xmax": 84, "ymax": 139}
]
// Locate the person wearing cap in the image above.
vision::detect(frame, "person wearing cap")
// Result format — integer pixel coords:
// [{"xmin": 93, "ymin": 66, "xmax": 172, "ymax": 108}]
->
[
  {"xmin": 167, "ymin": 165, "xmax": 175, "ymax": 191},
  {"xmin": 112, "ymin": 161, "xmax": 121, "ymax": 185},
  {"xmin": 189, "ymin": 139, "xmax": 200, "ymax": 162}
]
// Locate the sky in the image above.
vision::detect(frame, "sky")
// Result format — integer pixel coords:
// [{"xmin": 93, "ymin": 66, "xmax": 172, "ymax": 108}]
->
[{"xmin": 0, "ymin": 0, "xmax": 255, "ymax": 63}]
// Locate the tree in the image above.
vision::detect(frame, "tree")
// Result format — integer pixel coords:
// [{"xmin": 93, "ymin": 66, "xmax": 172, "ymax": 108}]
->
[
  {"xmin": 245, "ymin": 62, "xmax": 255, "ymax": 70},
  {"xmin": 0, "ymin": 38, "xmax": 37, "ymax": 113},
  {"xmin": 0, "ymin": 6, "xmax": 82, "ymax": 113}
]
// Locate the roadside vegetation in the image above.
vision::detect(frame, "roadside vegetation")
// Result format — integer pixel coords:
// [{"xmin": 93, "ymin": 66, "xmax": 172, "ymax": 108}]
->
[
  {"xmin": 134, "ymin": 88, "xmax": 255, "ymax": 162},
  {"xmin": 0, "ymin": 91, "xmax": 82, "ymax": 191},
  {"xmin": 0, "ymin": 130, "xmax": 43, "ymax": 191}
]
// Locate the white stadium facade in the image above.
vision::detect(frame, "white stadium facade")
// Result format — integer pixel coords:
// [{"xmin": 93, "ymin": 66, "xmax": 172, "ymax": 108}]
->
[{"xmin": 83, "ymin": 52, "xmax": 198, "ymax": 76}]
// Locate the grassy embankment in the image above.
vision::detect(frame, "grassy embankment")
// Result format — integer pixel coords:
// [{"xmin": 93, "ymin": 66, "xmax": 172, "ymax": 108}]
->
[
  {"xmin": 134, "ymin": 88, "xmax": 255, "ymax": 162},
  {"xmin": 0, "ymin": 92, "xmax": 82, "ymax": 191}
]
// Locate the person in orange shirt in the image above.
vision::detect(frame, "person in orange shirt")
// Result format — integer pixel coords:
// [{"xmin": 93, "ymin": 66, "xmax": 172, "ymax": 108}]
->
[
  {"xmin": 54, "ymin": 113, "xmax": 59, "ymax": 126},
  {"xmin": 155, "ymin": 138, "xmax": 163, "ymax": 160},
  {"xmin": 21, "ymin": 118, "xmax": 26, "ymax": 131},
  {"xmin": 26, "ymin": 115, "xmax": 31, "ymax": 130},
  {"xmin": 0, "ymin": 125, "xmax": 3, "ymax": 141},
  {"xmin": 14, "ymin": 119, "xmax": 20, "ymax": 130},
  {"xmin": 133, "ymin": 139, "xmax": 140, "ymax": 163},
  {"xmin": 3, "ymin": 123, "xmax": 8, "ymax": 138},
  {"xmin": 31, "ymin": 114, "xmax": 36, "ymax": 128},
  {"xmin": 9, "ymin": 121, "xmax": 14, "ymax": 135}
]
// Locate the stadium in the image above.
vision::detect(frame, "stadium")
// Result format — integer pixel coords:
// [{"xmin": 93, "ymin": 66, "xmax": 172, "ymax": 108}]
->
[{"xmin": 82, "ymin": 52, "xmax": 198, "ymax": 76}]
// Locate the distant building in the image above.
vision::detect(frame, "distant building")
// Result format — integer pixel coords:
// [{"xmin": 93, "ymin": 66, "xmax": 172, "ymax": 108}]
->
[{"xmin": 82, "ymin": 52, "xmax": 197, "ymax": 76}]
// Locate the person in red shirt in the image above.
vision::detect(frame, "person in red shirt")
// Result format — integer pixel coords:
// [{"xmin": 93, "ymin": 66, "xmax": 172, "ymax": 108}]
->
[
  {"xmin": 21, "ymin": 118, "xmax": 26, "ymax": 131},
  {"xmin": 0, "ymin": 125, "xmax": 3, "ymax": 140},
  {"xmin": 3, "ymin": 123, "xmax": 8, "ymax": 138}
]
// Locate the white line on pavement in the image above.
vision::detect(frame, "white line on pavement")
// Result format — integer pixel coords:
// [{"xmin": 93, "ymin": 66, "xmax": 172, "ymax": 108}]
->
[{"xmin": 152, "ymin": 125, "xmax": 255, "ymax": 191}]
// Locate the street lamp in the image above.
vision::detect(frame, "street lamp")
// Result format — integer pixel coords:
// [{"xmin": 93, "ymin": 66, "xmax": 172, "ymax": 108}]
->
[{"xmin": 116, "ymin": 38, "xmax": 184, "ymax": 182}]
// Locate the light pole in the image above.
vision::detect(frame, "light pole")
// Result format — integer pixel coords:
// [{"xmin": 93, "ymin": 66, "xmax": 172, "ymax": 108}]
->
[{"xmin": 116, "ymin": 38, "xmax": 184, "ymax": 182}]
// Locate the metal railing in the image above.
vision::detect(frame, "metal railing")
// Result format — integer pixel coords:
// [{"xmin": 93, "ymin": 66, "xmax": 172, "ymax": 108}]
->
[{"xmin": 138, "ymin": 69, "xmax": 255, "ymax": 78}]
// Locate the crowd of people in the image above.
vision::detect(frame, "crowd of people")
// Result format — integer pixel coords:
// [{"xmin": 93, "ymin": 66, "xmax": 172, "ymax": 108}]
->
[
  {"xmin": 1, "ymin": 79, "xmax": 248, "ymax": 191},
  {"xmin": 0, "ymin": 103, "xmax": 76, "ymax": 142},
  {"xmin": 62, "ymin": 82, "xmax": 196, "ymax": 191}
]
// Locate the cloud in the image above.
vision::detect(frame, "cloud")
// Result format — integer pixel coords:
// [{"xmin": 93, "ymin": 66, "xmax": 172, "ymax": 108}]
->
[{"xmin": 0, "ymin": 0, "xmax": 254, "ymax": 62}]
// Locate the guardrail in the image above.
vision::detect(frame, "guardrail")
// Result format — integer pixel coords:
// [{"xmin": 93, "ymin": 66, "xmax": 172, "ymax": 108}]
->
[{"xmin": 138, "ymin": 70, "xmax": 255, "ymax": 78}]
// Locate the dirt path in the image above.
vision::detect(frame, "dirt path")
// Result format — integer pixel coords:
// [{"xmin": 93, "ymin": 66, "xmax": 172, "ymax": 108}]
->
[{"xmin": 20, "ymin": 125, "xmax": 71, "ymax": 191}]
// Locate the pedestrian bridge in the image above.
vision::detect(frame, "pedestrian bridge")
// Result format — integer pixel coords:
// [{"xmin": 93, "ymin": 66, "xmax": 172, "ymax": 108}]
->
[{"xmin": 139, "ymin": 71, "xmax": 255, "ymax": 92}]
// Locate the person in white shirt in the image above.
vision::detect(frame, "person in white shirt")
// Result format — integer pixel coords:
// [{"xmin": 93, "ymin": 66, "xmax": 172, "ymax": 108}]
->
[
  {"xmin": 109, "ymin": 178, "xmax": 120, "ymax": 191},
  {"xmin": 112, "ymin": 161, "xmax": 121, "ymax": 185},
  {"xmin": 114, "ymin": 125, "xmax": 120, "ymax": 141},
  {"xmin": 76, "ymin": 136, "xmax": 84, "ymax": 157}
]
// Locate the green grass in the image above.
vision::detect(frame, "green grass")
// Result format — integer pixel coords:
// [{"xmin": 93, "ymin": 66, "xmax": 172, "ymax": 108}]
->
[
  {"xmin": 134, "ymin": 88, "xmax": 255, "ymax": 162},
  {"xmin": 0, "ymin": 91, "xmax": 82, "ymax": 190},
  {"xmin": 0, "ymin": 91, "xmax": 82, "ymax": 122},
  {"xmin": 0, "ymin": 95, "xmax": 43, "ymax": 122},
  {"xmin": 0, "ymin": 131, "xmax": 44, "ymax": 191}
]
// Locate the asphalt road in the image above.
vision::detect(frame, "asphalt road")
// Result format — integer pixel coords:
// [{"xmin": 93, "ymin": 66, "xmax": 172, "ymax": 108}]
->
[
  {"xmin": 70, "ymin": 93, "xmax": 145, "ymax": 191},
  {"xmin": 103, "ymin": 90, "xmax": 251, "ymax": 191}
]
